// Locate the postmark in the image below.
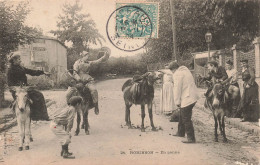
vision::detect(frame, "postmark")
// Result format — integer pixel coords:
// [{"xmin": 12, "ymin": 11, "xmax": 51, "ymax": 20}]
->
[
  {"xmin": 106, "ymin": 2, "xmax": 159, "ymax": 52},
  {"xmin": 116, "ymin": 1, "xmax": 159, "ymax": 38}
]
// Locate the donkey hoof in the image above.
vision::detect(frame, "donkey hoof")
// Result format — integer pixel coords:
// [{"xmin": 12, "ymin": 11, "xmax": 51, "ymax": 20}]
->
[
  {"xmin": 30, "ymin": 137, "xmax": 33, "ymax": 142},
  {"xmin": 215, "ymin": 138, "xmax": 218, "ymax": 142},
  {"xmin": 152, "ymin": 127, "xmax": 157, "ymax": 131},
  {"xmin": 74, "ymin": 131, "xmax": 79, "ymax": 136},
  {"xmin": 18, "ymin": 147, "xmax": 23, "ymax": 151},
  {"xmin": 223, "ymin": 138, "xmax": 228, "ymax": 143},
  {"xmin": 25, "ymin": 146, "xmax": 29, "ymax": 150},
  {"xmin": 85, "ymin": 131, "xmax": 90, "ymax": 135},
  {"xmin": 141, "ymin": 128, "xmax": 145, "ymax": 132}
]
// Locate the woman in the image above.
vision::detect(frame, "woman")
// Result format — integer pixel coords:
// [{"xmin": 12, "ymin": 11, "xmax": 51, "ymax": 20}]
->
[
  {"xmin": 159, "ymin": 64, "xmax": 176, "ymax": 114},
  {"xmin": 238, "ymin": 59, "xmax": 259, "ymax": 122},
  {"xmin": 7, "ymin": 53, "xmax": 50, "ymax": 121}
]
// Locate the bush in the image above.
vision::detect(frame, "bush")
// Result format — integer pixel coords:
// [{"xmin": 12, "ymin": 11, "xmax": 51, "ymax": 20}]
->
[{"xmin": 27, "ymin": 76, "xmax": 54, "ymax": 90}]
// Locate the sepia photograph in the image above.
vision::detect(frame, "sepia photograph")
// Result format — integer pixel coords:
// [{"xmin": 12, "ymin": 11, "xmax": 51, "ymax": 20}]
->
[{"xmin": 0, "ymin": 0, "xmax": 259, "ymax": 164}]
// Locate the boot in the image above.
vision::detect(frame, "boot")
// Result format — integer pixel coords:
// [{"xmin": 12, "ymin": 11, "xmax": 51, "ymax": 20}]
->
[{"xmin": 62, "ymin": 145, "xmax": 75, "ymax": 159}]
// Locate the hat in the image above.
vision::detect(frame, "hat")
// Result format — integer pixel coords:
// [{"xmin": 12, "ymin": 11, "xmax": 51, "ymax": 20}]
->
[
  {"xmin": 240, "ymin": 59, "xmax": 248, "ymax": 63},
  {"xmin": 80, "ymin": 51, "xmax": 89, "ymax": 57},
  {"xmin": 226, "ymin": 59, "xmax": 233, "ymax": 65},
  {"xmin": 167, "ymin": 60, "xmax": 179, "ymax": 70},
  {"xmin": 8, "ymin": 52, "xmax": 20, "ymax": 62},
  {"xmin": 68, "ymin": 96, "xmax": 83, "ymax": 106},
  {"xmin": 207, "ymin": 60, "xmax": 218, "ymax": 67}
]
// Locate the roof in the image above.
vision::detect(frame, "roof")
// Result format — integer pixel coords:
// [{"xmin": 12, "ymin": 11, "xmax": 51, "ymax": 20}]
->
[
  {"xmin": 191, "ymin": 50, "xmax": 218, "ymax": 59},
  {"xmin": 36, "ymin": 36, "xmax": 67, "ymax": 49}
]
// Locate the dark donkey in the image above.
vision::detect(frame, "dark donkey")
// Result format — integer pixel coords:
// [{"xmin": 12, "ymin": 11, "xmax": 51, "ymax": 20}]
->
[
  {"xmin": 204, "ymin": 82, "xmax": 228, "ymax": 142},
  {"xmin": 62, "ymin": 70, "xmax": 96, "ymax": 135},
  {"xmin": 122, "ymin": 71, "xmax": 161, "ymax": 132}
]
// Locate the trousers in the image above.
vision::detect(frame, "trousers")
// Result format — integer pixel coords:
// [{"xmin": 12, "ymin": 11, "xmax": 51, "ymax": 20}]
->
[
  {"xmin": 50, "ymin": 121, "xmax": 71, "ymax": 146},
  {"xmin": 177, "ymin": 102, "xmax": 196, "ymax": 141}
]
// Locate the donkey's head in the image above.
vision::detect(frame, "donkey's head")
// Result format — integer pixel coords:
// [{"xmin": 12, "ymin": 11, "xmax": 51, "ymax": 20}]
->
[
  {"xmin": 212, "ymin": 83, "xmax": 225, "ymax": 109},
  {"xmin": 13, "ymin": 87, "xmax": 32, "ymax": 112},
  {"xmin": 142, "ymin": 71, "xmax": 161, "ymax": 85}
]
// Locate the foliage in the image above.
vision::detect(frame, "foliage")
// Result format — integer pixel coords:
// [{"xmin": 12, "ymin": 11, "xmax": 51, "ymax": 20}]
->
[
  {"xmin": 145, "ymin": 0, "xmax": 259, "ymax": 63},
  {"xmin": 28, "ymin": 76, "xmax": 54, "ymax": 90},
  {"xmin": 50, "ymin": 0, "xmax": 105, "ymax": 68}
]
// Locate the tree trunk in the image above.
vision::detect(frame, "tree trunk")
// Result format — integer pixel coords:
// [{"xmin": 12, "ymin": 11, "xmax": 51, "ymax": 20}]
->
[{"xmin": 0, "ymin": 54, "xmax": 7, "ymax": 108}]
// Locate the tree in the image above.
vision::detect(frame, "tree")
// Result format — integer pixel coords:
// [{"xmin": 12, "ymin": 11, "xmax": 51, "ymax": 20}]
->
[
  {"xmin": 145, "ymin": 0, "xmax": 259, "ymax": 64},
  {"xmin": 50, "ymin": 1, "xmax": 105, "ymax": 69},
  {"xmin": 0, "ymin": 1, "xmax": 42, "ymax": 107}
]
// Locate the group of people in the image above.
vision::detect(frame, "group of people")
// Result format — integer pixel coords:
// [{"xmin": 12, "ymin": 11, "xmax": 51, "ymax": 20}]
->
[
  {"xmin": 159, "ymin": 58, "xmax": 259, "ymax": 144},
  {"xmin": 6, "ymin": 48, "xmax": 110, "ymax": 158}
]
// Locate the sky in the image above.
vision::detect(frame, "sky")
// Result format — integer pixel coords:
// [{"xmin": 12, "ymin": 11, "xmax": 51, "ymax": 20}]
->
[{"xmin": 6, "ymin": 0, "xmax": 145, "ymax": 57}]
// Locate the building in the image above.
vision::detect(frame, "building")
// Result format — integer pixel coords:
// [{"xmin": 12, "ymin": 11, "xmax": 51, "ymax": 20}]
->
[{"xmin": 15, "ymin": 36, "xmax": 67, "ymax": 84}]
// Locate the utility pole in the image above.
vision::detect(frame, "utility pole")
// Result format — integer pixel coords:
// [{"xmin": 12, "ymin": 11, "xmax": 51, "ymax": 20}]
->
[{"xmin": 170, "ymin": 0, "xmax": 177, "ymax": 61}]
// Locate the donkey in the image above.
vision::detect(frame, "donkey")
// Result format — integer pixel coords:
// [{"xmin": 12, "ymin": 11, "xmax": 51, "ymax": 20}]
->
[
  {"xmin": 62, "ymin": 70, "xmax": 96, "ymax": 135},
  {"xmin": 12, "ymin": 86, "xmax": 33, "ymax": 151},
  {"xmin": 204, "ymin": 83, "xmax": 228, "ymax": 142},
  {"xmin": 122, "ymin": 71, "xmax": 161, "ymax": 132}
]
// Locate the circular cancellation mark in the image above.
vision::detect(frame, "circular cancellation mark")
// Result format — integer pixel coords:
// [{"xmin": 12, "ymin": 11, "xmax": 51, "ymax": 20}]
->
[{"xmin": 106, "ymin": 5, "xmax": 153, "ymax": 52}]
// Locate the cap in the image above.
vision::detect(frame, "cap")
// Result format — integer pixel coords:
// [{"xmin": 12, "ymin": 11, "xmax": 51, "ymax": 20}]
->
[
  {"xmin": 207, "ymin": 60, "xmax": 218, "ymax": 67},
  {"xmin": 226, "ymin": 59, "xmax": 233, "ymax": 65},
  {"xmin": 68, "ymin": 96, "xmax": 83, "ymax": 106},
  {"xmin": 167, "ymin": 60, "xmax": 179, "ymax": 70},
  {"xmin": 240, "ymin": 59, "xmax": 248, "ymax": 63},
  {"xmin": 8, "ymin": 52, "xmax": 20, "ymax": 62}
]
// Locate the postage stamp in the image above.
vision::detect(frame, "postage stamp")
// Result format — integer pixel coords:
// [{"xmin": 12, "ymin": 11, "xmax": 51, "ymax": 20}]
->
[{"xmin": 116, "ymin": 1, "xmax": 159, "ymax": 39}]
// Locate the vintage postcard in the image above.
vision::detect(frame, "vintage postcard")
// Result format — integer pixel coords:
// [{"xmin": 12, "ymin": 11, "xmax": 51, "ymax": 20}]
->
[{"xmin": 0, "ymin": 0, "xmax": 259, "ymax": 165}]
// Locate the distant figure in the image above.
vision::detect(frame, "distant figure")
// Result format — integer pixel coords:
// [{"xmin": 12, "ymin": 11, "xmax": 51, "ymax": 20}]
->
[
  {"xmin": 169, "ymin": 61, "xmax": 200, "ymax": 143},
  {"xmin": 159, "ymin": 66, "xmax": 176, "ymax": 114},
  {"xmin": 238, "ymin": 59, "xmax": 259, "ymax": 122},
  {"xmin": 225, "ymin": 60, "xmax": 241, "ymax": 117}
]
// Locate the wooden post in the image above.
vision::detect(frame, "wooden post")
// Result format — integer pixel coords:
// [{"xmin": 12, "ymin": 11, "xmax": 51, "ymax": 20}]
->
[{"xmin": 170, "ymin": 0, "xmax": 177, "ymax": 61}]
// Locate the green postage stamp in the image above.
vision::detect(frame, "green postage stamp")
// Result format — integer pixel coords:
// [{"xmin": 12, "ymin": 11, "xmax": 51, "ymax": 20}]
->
[{"xmin": 115, "ymin": 1, "xmax": 159, "ymax": 39}]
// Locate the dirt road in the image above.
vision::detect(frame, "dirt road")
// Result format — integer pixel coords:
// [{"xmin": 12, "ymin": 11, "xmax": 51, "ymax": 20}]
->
[{"xmin": 0, "ymin": 78, "xmax": 259, "ymax": 165}]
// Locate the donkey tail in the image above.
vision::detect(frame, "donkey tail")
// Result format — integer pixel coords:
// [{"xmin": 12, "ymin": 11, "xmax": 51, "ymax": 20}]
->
[{"xmin": 122, "ymin": 79, "xmax": 133, "ymax": 91}]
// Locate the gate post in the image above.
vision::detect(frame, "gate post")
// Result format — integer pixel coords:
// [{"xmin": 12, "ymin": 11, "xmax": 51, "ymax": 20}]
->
[
  {"xmin": 253, "ymin": 37, "xmax": 260, "ymax": 78},
  {"xmin": 232, "ymin": 44, "xmax": 237, "ymax": 71}
]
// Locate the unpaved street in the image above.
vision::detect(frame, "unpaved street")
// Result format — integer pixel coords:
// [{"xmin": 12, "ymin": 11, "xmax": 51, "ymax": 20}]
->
[{"xmin": 0, "ymin": 78, "xmax": 259, "ymax": 165}]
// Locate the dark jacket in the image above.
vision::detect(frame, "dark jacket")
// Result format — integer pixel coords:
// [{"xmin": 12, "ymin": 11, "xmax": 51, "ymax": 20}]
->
[
  {"xmin": 7, "ymin": 64, "xmax": 44, "ymax": 86},
  {"xmin": 204, "ymin": 66, "xmax": 228, "ymax": 82},
  {"xmin": 242, "ymin": 67, "xmax": 255, "ymax": 87}
]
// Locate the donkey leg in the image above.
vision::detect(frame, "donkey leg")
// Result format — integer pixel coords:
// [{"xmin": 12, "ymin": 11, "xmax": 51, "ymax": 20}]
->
[
  {"xmin": 218, "ymin": 116, "xmax": 223, "ymax": 135},
  {"xmin": 222, "ymin": 116, "xmax": 228, "ymax": 142},
  {"xmin": 141, "ymin": 104, "xmax": 145, "ymax": 132},
  {"xmin": 24, "ymin": 116, "xmax": 31, "ymax": 150},
  {"xmin": 29, "ymin": 117, "xmax": 33, "ymax": 142},
  {"xmin": 213, "ymin": 115, "xmax": 218, "ymax": 142},
  {"xmin": 17, "ymin": 119, "xmax": 24, "ymax": 151},
  {"xmin": 84, "ymin": 110, "xmax": 90, "ymax": 135},
  {"xmin": 75, "ymin": 111, "xmax": 81, "ymax": 136},
  {"xmin": 148, "ymin": 102, "xmax": 156, "ymax": 131},
  {"xmin": 81, "ymin": 108, "xmax": 85, "ymax": 129},
  {"xmin": 125, "ymin": 104, "xmax": 130, "ymax": 127}
]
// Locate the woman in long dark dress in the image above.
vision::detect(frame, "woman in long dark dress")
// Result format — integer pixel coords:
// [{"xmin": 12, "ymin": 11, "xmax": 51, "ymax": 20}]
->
[
  {"xmin": 238, "ymin": 59, "xmax": 259, "ymax": 122},
  {"xmin": 7, "ymin": 53, "xmax": 50, "ymax": 121}
]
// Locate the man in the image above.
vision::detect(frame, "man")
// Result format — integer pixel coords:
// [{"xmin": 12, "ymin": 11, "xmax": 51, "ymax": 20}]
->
[
  {"xmin": 73, "ymin": 47, "xmax": 110, "ymax": 114},
  {"xmin": 169, "ymin": 61, "xmax": 200, "ymax": 143},
  {"xmin": 203, "ymin": 60, "xmax": 228, "ymax": 98},
  {"xmin": 225, "ymin": 60, "xmax": 240, "ymax": 117},
  {"xmin": 238, "ymin": 59, "xmax": 259, "ymax": 122},
  {"xmin": 50, "ymin": 96, "xmax": 82, "ymax": 159}
]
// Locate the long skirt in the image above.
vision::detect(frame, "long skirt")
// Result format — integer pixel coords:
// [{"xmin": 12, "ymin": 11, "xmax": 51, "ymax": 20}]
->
[
  {"xmin": 238, "ymin": 82, "xmax": 259, "ymax": 121},
  {"xmin": 10, "ymin": 88, "xmax": 49, "ymax": 121},
  {"xmin": 160, "ymin": 82, "xmax": 176, "ymax": 114}
]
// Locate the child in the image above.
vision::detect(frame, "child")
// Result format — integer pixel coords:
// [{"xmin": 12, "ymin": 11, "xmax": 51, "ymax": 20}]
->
[{"xmin": 50, "ymin": 96, "xmax": 82, "ymax": 159}]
